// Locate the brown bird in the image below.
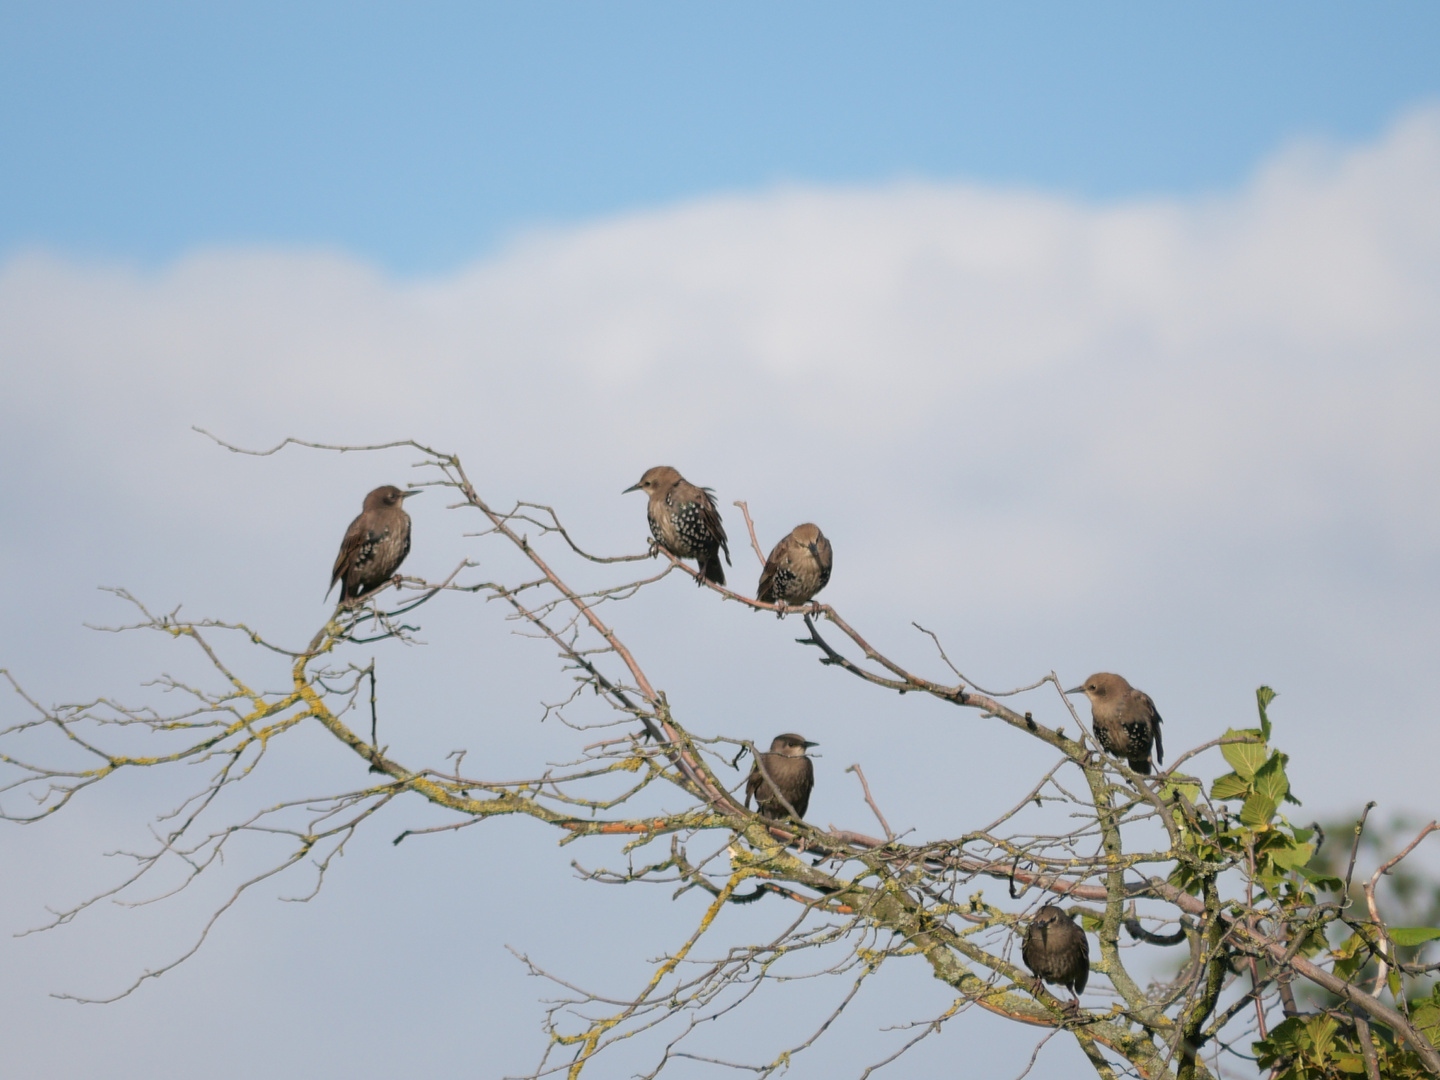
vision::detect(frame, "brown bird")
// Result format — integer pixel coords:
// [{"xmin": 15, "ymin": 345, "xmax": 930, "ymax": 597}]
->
[
  {"xmin": 744, "ymin": 733, "xmax": 817, "ymax": 820},
  {"xmin": 624, "ymin": 466, "xmax": 730, "ymax": 585},
  {"xmin": 1066, "ymin": 672, "xmax": 1165, "ymax": 774},
  {"xmin": 757, "ymin": 523, "xmax": 833, "ymax": 607},
  {"xmin": 1021, "ymin": 904, "xmax": 1090, "ymax": 1005},
  {"xmin": 328, "ymin": 485, "xmax": 420, "ymax": 603}
]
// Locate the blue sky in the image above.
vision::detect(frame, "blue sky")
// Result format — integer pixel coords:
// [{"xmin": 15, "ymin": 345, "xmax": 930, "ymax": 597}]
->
[
  {"xmin": 4, "ymin": 8, "xmax": 1440, "ymax": 1079},
  {"xmin": 3, "ymin": 3, "xmax": 1439, "ymax": 272}
]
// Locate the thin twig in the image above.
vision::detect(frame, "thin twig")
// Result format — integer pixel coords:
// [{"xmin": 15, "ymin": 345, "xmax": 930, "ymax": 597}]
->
[
  {"xmin": 731, "ymin": 501, "xmax": 768, "ymax": 566},
  {"xmin": 845, "ymin": 764, "xmax": 894, "ymax": 842}
]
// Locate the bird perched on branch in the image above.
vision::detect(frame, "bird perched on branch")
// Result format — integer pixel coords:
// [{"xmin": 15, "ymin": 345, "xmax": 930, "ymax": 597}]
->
[
  {"xmin": 745, "ymin": 733, "xmax": 817, "ymax": 820},
  {"xmin": 328, "ymin": 485, "xmax": 420, "ymax": 604},
  {"xmin": 757, "ymin": 523, "xmax": 833, "ymax": 607},
  {"xmin": 623, "ymin": 466, "xmax": 730, "ymax": 585},
  {"xmin": 1066, "ymin": 672, "xmax": 1164, "ymax": 774},
  {"xmin": 1021, "ymin": 904, "xmax": 1089, "ymax": 1005}
]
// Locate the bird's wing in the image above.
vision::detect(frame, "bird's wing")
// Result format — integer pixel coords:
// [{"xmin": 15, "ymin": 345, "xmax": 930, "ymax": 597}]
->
[
  {"xmin": 744, "ymin": 763, "xmax": 761, "ymax": 808},
  {"xmin": 757, "ymin": 538, "xmax": 785, "ymax": 602},
  {"xmin": 329, "ymin": 513, "xmax": 366, "ymax": 594},
  {"xmin": 1141, "ymin": 691, "xmax": 1165, "ymax": 765},
  {"xmin": 699, "ymin": 487, "xmax": 730, "ymax": 564},
  {"xmin": 815, "ymin": 534, "xmax": 834, "ymax": 584}
]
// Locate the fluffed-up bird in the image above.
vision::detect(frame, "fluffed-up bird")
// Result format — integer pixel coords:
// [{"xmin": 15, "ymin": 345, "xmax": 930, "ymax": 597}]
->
[
  {"xmin": 744, "ymin": 733, "xmax": 817, "ymax": 820},
  {"xmin": 1066, "ymin": 672, "xmax": 1165, "ymax": 774},
  {"xmin": 757, "ymin": 523, "xmax": 833, "ymax": 607},
  {"xmin": 624, "ymin": 465, "xmax": 730, "ymax": 585},
  {"xmin": 1021, "ymin": 904, "xmax": 1090, "ymax": 1005},
  {"xmin": 328, "ymin": 485, "xmax": 420, "ymax": 604}
]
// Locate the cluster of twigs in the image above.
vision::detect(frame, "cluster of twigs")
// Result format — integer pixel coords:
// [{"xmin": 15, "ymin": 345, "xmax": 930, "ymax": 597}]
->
[{"xmin": 2, "ymin": 437, "xmax": 1437, "ymax": 1080}]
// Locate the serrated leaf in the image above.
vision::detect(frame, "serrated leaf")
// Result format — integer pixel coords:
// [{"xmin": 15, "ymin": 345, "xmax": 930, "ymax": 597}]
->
[
  {"xmin": 1256, "ymin": 685, "xmax": 1277, "ymax": 741},
  {"xmin": 1295, "ymin": 865, "xmax": 1343, "ymax": 891},
  {"xmin": 1240, "ymin": 791, "xmax": 1277, "ymax": 827},
  {"xmin": 1221, "ymin": 729, "xmax": 1267, "ymax": 780},
  {"xmin": 1271, "ymin": 841, "xmax": 1315, "ymax": 871},
  {"xmin": 1306, "ymin": 1013, "xmax": 1338, "ymax": 1059},
  {"xmin": 1211, "ymin": 772, "xmax": 1250, "ymax": 800},
  {"xmin": 1413, "ymin": 1000, "xmax": 1440, "ymax": 1048},
  {"xmin": 1254, "ymin": 752, "xmax": 1291, "ymax": 804},
  {"xmin": 1334, "ymin": 950, "xmax": 1367, "ymax": 980},
  {"xmin": 1387, "ymin": 926, "xmax": 1440, "ymax": 947}
]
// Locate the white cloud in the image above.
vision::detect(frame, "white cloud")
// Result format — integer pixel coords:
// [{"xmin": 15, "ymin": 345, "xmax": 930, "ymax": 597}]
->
[{"xmin": 2, "ymin": 104, "xmax": 1440, "ymax": 1080}]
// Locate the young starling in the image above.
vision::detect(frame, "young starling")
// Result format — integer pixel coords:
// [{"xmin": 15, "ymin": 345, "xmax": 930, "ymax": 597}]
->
[
  {"xmin": 328, "ymin": 485, "xmax": 420, "ymax": 604},
  {"xmin": 1021, "ymin": 904, "xmax": 1090, "ymax": 1005},
  {"xmin": 1066, "ymin": 672, "xmax": 1165, "ymax": 774},
  {"xmin": 744, "ymin": 733, "xmax": 818, "ymax": 820},
  {"xmin": 757, "ymin": 523, "xmax": 833, "ymax": 607},
  {"xmin": 623, "ymin": 466, "xmax": 731, "ymax": 585}
]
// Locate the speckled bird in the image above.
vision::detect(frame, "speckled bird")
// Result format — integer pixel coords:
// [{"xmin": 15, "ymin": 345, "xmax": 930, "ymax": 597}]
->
[
  {"xmin": 745, "ymin": 733, "xmax": 817, "ymax": 820},
  {"xmin": 328, "ymin": 485, "xmax": 420, "ymax": 604},
  {"xmin": 624, "ymin": 465, "xmax": 730, "ymax": 585},
  {"xmin": 1066, "ymin": 672, "xmax": 1165, "ymax": 774},
  {"xmin": 1021, "ymin": 904, "xmax": 1090, "ymax": 1005},
  {"xmin": 757, "ymin": 523, "xmax": 833, "ymax": 607}
]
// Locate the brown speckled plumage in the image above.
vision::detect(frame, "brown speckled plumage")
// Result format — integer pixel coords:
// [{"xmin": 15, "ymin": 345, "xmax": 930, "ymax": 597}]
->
[
  {"xmin": 745, "ymin": 733, "xmax": 817, "ymax": 820},
  {"xmin": 757, "ymin": 523, "xmax": 833, "ymax": 607},
  {"xmin": 624, "ymin": 466, "xmax": 730, "ymax": 585},
  {"xmin": 1067, "ymin": 672, "xmax": 1164, "ymax": 774},
  {"xmin": 329, "ymin": 485, "xmax": 418, "ymax": 603},
  {"xmin": 1021, "ymin": 904, "xmax": 1090, "ymax": 1002}
]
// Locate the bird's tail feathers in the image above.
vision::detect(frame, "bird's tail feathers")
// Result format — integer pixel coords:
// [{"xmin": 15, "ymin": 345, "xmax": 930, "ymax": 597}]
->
[{"xmin": 702, "ymin": 553, "xmax": 726, "ymax": 586}]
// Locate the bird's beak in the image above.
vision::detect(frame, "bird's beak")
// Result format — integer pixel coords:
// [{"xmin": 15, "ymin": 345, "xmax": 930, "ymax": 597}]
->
[
  {"xmin": 803, "ymin": 741, "xmax": 820, "ymax": 749},
  {"xmin": 401, "ymin": 489, "xmax": 423, "ymax": 499},
  {"xmin": 807, "ymin": 542, "xmax": 820, "ymax": 558},
  {"xmin": 1064, "ymin": 685, "xmax": 1084, "ymax": 695},
  {"xmin": 622, "ymin": 482, "xmax": 642, "ymax": 494}
]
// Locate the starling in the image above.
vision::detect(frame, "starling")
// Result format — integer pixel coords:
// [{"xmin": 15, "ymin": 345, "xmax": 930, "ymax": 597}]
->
[
  {"xmin": 757, "ymin": 523, "xmax": 833, "ymax": 607},
  {"xmin": 744, "ymin": 733, "xmax": 817, "ymax": 820},
  {"xmin": 623, "ymin": 466, "xmax": 731, "ymax": 585},
  {"xmin": 1066, "ymin": 672, "xmax": 1165, "ymax": 774},
  {"xmin": 328, "ymin": 485, "xmax": 420, "ymax": 604},
  {"xmin": 1021, "ymin": 904, "xmax": 1090, "ymax": 1004}
]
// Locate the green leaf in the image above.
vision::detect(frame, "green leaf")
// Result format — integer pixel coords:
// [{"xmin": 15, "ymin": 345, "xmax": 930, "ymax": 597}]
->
[
  {"xmin": 1167, "ymin": 862, "xmax": 1204, "ymax": 896},
  {"xmin": 1413, "ymin": 998, "xmax": 1440, "ymax": 1048},
  {"xmin": 1256, "ymin": 685, "xmax": 1277, "ymax": 741},
  {"xmin": 1387, "ymin": 926, "xmax": 1440, "ymax": 947},
  {"xmin": 1295, "ymin": 865, "xmax": 1343, "ymax": 891},
  {"xmin": 1221, "ymin": 729, "xmax": 1268, "ymax": 780},
  {"xmin": 1161, "ymin": 779, "xmax": 1201, "ymax": 804},
  {"xmin": 1253, "ymin": 752, "xmax": 1291, "ymax": 805},
  {"xmin": 1334, "ymin": 950, "xmax": 1367, "ymax": 980},
  {"xmin": 1305, "ymin": 1013, "xmax": 1338, "ymax": 1060},
  {"xmin": 1255, "ymin": 1017, "xmax": 1307, "ymax": 1068},
  {"xmin": 1211, "ymin": 772, "xmax": 1251, "ymax": 800},
  {"xmin": 1241, "ymin": 791, "xmax": 1277, "ymax": 827},
  {"xmin": 1271, "ymin": 841, "xmax": 1316, "ymax": 871}
]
